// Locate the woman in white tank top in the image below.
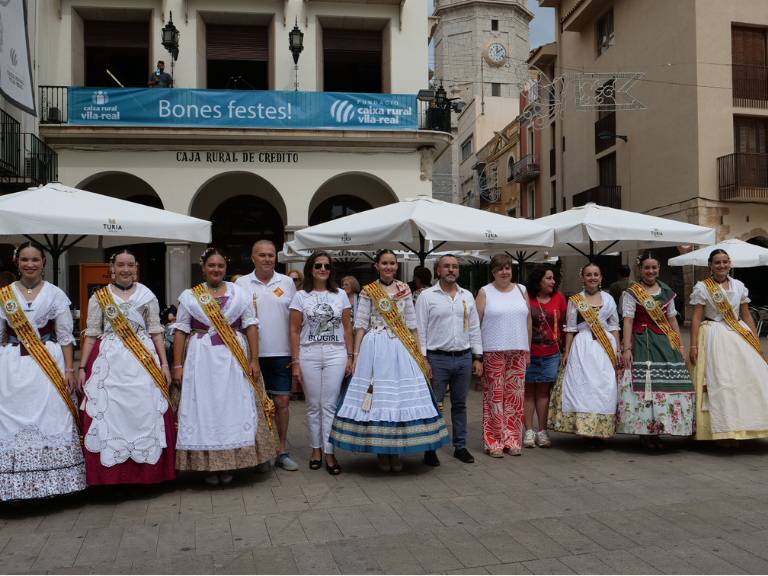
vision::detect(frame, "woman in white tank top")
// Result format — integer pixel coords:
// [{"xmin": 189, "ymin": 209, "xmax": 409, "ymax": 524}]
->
[{"xmin": 476, "ymin": 254, "xmax": 532, "ymax": 457}]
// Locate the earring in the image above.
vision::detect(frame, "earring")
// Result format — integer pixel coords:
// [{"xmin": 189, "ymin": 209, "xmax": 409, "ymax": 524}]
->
[{"xmin": 111, "ymin": 272, "xmax": 116, "ymax": 281}]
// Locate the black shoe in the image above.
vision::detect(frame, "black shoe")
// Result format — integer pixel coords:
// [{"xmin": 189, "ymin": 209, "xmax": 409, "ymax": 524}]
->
[
  {"xmin": 453, "ymin": 447, "xmax": 475, "ymax": 463},
  {"xmin": 423, "ymin": 450, "xmax": 440, "ymax": 467}
]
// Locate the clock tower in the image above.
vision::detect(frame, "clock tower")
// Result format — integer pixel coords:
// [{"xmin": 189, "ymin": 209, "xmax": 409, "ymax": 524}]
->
[
  {"xmin": 430, "ymin": 0, "xmax": 534, "ymax": 205},
  {"xmin": 432, "ymin": 0, "xmax": 533, "ymax": 103}
]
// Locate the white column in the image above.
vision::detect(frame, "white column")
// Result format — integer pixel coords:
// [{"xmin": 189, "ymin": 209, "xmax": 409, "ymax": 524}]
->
[{"xmin": 165, "ymin": 241, "xmax": 190, "ymax": 305}]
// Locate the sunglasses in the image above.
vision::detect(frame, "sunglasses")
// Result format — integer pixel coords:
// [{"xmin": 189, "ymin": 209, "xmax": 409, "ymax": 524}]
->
[{"xmin": 313, "ymin": 263, "xmax": 331, "ymax": 270}]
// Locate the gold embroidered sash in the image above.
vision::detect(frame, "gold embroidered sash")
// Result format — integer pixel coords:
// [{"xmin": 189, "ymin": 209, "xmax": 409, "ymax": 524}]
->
[
  {"xmin": 95, "ymin": 287, "xmax": 171, "ymax": 403},
  {"xmin": 191, "ymin": 284, "xmax": 276, "ymax": 430},
  {"xmin": 365, "ymin": 281, "xmax": 431, "ymax": 380},
  {"xmin": 0, "ymin": 285, "xmax": 81, "ymax": 434},
  {"xmin": 570, "ymin": 292, "xmax": 618, "ymax": 368},
  {"xmin": 626, "ymin": 283, "xmax": 682, "ymax": 350},
  {"xmin": 703, "ymin": 277, "xmax": 765, "ymax": 360}
]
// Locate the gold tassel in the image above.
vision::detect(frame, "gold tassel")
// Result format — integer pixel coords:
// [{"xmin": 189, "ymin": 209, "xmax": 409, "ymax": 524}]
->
[
  {"xmin": 362, "ymin": 383, "xmax": 373, "ymax": 412},
  {"xmin": 701, "ymin": 387, "xmax": 709, "ymax": 412},
  {"xmin": 463, "ymin": 300, "xmax": 469, "ymax": 332}
]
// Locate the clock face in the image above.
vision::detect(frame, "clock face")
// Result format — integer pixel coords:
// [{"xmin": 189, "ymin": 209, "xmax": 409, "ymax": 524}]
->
[{"xmin": 487, "ymin": 42, "xmax": 507, "ymax": 65}]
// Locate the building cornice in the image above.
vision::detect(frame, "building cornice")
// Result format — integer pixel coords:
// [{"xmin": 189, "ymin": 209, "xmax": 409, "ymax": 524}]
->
[{"xmin": 434, "ymin": 0, "xmax": 534, "ymax": 23}]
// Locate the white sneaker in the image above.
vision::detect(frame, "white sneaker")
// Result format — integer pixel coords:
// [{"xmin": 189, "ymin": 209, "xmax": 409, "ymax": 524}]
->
[
  {"xmin": 536, "ymin": 430, "xmax": 551, "ymax": 448},
  {"xmin": 523, "ymin": 429, "xmax": 536, "ymax": 448}
]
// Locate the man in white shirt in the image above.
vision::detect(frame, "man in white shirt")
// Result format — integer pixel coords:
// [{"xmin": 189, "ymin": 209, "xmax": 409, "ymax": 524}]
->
[
  {"xmin": 236, "ymin": 240, "xmax": 298, "ymax": 471},
  {"xmin": 415, "ymin": 254, "xmax": 483, "ymax": 466}
]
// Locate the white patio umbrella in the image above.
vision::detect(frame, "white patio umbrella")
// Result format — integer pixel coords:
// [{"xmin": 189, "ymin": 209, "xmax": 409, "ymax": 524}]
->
[
  {"xmin": 533, "ymin": 203, "xmax": 716, "ymax": 259},
  {"xmin": 288, "ymin": 196, "xmax": 554, "ymax": 266},
  {"xmin": 0, "ymin": 183, "xmax": 212, "ymax": 284},
  {"xmin": 668, "ymin": 238, "xmax": 768, "ymax": 268}
]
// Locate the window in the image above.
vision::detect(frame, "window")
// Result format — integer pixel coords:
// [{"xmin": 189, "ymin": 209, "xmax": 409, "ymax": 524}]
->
[
  {"xmin": 732, "ymin": 26, "xmax": 768, "ymax": 104},
  {"xmin": 84, "ymin": 20, "xmax": 149, "ymax": 87},
  {"xmin": 507, "ymin": 155, "xmax": 515, "ymax": 181},
  {"xmin": 526, "ymin": 183, "xmax": 536, "ymax": 219},
  {"xmin": 491, "ymin": 19, "xmax": 499, "ymax": 31},
  {"xmin": 735, "ymin": 116, "xmax": 768, "ymax": 153},
  {"xmin": 461, "ymin": 136, "xmax": 473, "ymax": 163},
  {"xmin": 323, "ymin": 28, "xmax": 383, "ymax": 93},
  {"xmin": 596, "ymin": 8, "xmax": 614, "ymax": 56},
  {"xmin": 598, "ymin": 152, "xmax": 617, "ymax": 186},
  {"xmin": 527, "ymin": 125, "xmax": 535, "ymax": 156},
  {"xmin": 206, "ymin": 24, "xmax": 269, "ymax": 90},
  {"xmin": 550, "ymin": 181, "xmax": 557, "ymax": 214},
  {"xmin": 491, "ymin": 82, "xmax": 501, "ymax": 97}
]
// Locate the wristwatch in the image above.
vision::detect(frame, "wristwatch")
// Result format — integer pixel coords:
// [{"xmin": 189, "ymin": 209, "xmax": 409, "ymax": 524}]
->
[{"xmin": 472, "ymin": 354, "xmax": 483, "ymax": 361}]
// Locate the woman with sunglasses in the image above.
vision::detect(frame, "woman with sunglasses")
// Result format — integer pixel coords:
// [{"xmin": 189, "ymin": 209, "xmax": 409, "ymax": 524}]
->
[
  {"xmin": 289, "ymin": 252, "xmax": 353, "ymax": 474},
  {"xmin": 330, "ymin": 249, "xmax": 449, "ymax": 473}
]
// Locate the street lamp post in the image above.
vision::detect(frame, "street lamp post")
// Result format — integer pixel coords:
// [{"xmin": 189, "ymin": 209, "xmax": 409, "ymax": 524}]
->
[
  {"xmin": 161, "ymin": 11, "xmax": 180, "ymax": 84},
  {"xmin": 288, "ymin": 19, "xmax": 304, "ymax": 91}
]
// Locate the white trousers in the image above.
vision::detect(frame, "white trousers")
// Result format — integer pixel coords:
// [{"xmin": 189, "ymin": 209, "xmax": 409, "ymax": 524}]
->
[{"xmin": 299, "ymin": 344, "xmax": 347, "ymax": 453}]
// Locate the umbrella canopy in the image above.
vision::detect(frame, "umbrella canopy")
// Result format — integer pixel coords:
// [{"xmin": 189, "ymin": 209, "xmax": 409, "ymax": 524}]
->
[
  {"xmin": 0, "ymin": 183, "xmax": 212, "ymax": 283},
  {"xmin": 534, "ymin": 203, "xmax": 716, "ymax": 258},
  {"xmin": 289, "ymin": 195, "xmax": 554, "ymax": 265},
  {"xmin": 668, "ymin": 238, "xmax": 768, "ymax": 268}
]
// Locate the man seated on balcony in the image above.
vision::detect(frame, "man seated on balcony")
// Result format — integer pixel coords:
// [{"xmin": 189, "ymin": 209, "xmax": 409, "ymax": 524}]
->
[{"xmin": 148, "ymin": 60, "xmax": 173, "ymax": 88}]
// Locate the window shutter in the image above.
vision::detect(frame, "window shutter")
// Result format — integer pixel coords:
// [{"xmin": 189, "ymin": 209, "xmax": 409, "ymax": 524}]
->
[
  {"xmin": 733, "ymin": 27, "xmax": 767, "ymax": 66},
  {"xmin": 84, "ymin": 21, "xmax": 148, "ymax": 48},
  {"xmin": 206, "ymin": 25, "xmax": 268, "ymax": 61},
  {"xmin": 323, "ymin": 29, "xmax": 381, "ymax": 53}
]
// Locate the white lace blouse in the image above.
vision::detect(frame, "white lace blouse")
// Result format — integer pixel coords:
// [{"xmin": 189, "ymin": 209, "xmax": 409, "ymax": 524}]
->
[{"xmin": 354, "ymin": 280, "xmax": 417, "ymax": 334}]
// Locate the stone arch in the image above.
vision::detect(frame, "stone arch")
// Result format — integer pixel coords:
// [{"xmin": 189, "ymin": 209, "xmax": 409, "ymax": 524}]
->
[
  {"xmin": 190, "ymin": 172, "xmax": 287, "ymax": 276},
  {"xmin": 76, "ymin": 172, "xmax": 164, "ymax": 208},
  {"xmin": 308, "ymin": 172, "xmax": 398, "ymax": 224}
]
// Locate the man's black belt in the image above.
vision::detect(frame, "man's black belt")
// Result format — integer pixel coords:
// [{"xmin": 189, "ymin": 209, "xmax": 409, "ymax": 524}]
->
[{"xmin": 427, "ymin": 348, "xmax": 471, "ymax": 357}]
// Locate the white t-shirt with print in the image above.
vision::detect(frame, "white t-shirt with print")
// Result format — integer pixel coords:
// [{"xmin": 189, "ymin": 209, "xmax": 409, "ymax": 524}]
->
[{"xmin": 290, "ymin": 289, "xmax": 351, "ymax": 346}]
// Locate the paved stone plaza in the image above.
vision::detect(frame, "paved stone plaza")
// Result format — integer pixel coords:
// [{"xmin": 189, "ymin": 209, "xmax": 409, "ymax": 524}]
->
[{"xmin": 2, "ymin": 385, "xmax": 768, "ymax": 575}]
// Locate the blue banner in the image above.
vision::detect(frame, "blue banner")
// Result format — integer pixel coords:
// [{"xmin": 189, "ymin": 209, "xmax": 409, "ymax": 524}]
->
[{"xmin": 68, "ymin": 88, "xmax": 418, "ymax": 130}]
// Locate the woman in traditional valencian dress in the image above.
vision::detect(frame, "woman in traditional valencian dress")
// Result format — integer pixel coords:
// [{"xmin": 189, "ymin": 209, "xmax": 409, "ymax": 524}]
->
[
  {"xmin": 330, "ymin": 250, "xmax": 449, "ymax": 472},
  {"xmin": 172, "ymin": 247, "xmax": 276, "ymax": 485},
  {"xmin": 0, "ymin": 242, "xmax": 85, "ymax": 500},
  {"xmin": 549, "ymin": 262, "xmax": 620, "ymax": 445},
  {"xmin": 689, "ymin": 249, "xmax": 768, "ymax": 443},
  {"xmin": 617, "ymin": 254, "xmax": 694, "ymax": 448},
  {"xmin": 78, "ymin": 250, "xmax": 175, "ymax": 485}
]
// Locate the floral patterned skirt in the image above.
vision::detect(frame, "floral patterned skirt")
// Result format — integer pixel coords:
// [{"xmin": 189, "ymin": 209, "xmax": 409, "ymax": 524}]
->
[
  {"xmin": 548, "ymin": 371, "xmax": 616, "ymax": 438},
  {"xmin": 616, "ymin": 371, "xmax": 694, "ymax": 436}
]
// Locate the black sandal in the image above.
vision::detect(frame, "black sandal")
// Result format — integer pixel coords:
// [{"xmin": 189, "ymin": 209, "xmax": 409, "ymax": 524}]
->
[
  {"xmin": 309, "ymin": 460, "xmax": 322, "ymax": 470},
  {"xmin": 325, "ymin": 461, "xmax": 342, "ymax": 475}
]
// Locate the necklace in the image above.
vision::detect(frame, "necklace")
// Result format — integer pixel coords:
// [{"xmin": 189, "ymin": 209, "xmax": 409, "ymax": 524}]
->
[
  {"xmin": 112, "ymin": 282, "xmax": 134, "ymax": 292},
  {"xmin": 206, "ymin": 281, "xmax": 224, "ymax": 294},
  {"xmin": 19, "ymin": 279, "xmax": 42, "ymax": 295}
]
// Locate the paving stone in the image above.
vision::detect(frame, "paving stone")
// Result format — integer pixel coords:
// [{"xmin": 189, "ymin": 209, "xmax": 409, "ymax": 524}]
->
[
  {"xmin": 212, "ymin": 550, "xmax": 258, "ymax": 574},
  {"xmin": 522, "ymin": 558, "xmax": 575, "ymax": 574},
  {"xmin": 155, "ymin": 520, "xmax": 195, "ymax": 557},
  {"xmin": 298, "ymin": 509, "xmax": 344, "ymax": 543},
  {"xmin": 629, "ymin": 545, "xmax": 700, "ymax": 574},
  {"xmin": 195, "ymin": 515, "xmax": 233, "ymax": 555},
  {"xmin": 504, "ymin": 521, "xmax": 569, "ymax": 559},
  {"xmin": 30, "ymin": 530, "xmax": 86, "ymax": 572},
  {"xmin": 485, "ymin": 562, "xmax": 532, "ymax": 574},
  {"xmin": 0, "ymin": 533, "xmax": 50, "ymax": 573},
  {"xmin": 422, "ymin": 498, "xmax": 480, "ymax": 528},
  {"xmin": 597, "ymin": 549, "xmax": 661, "ymax": 574},
  {"xmin": 359, "ymin": 534, "xmax": 425, "ymax": 574},
  {"xmin": 466, "ymin": 526, "xmax": 538, "ymax": 564},
  {"xmin": 265, "ymin": 512, "xmax": 308, "ymax": 546},
  {"xmin": 327, "ymin": 540, "xmax": 384, "ymax": 574},
  {"xmin": 117, "ymin": 523, "xmax": 159, "ymax": 560},
  {"xmin": 532, "ymin": 517, "xmax": 604, "ymax": 555},
  {"xmin": 230, "ymin": 514, "xmax": 271, "ymax": 549},
  {"xmin": 328, "ymin": 506, "xmax": 378, "ymax": 539},
  {"xmin": 74, "ymin": 526, "xmax": 124, "ymax": 567},
  {"xmin": 560, "ymin": 513, "xmax": 634, "ymax": 551},
  {"xmin": 431, "ymin": 525, "xmax": 499, "ymax": 568},
  {"xmin": 290, "ymin": 542, "xmax": 340, "ymax": 574},
  {"xmin": 691, "ymin": 536, "xmax": 768, "ymax": 573},
  {"xmin": 404, "ymin": 531, "xmax": 464, "ymax": 573},
  {"xmin": 558, "ymin": 553, "xmax": 614, "ymax": 574},
  {"xmin": 665, "ymin": 542, "xmax": 747, "ymax": 574}
]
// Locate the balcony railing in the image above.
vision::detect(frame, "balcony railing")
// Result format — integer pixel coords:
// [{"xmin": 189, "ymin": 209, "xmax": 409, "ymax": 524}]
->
[
  {"xmin": 0, "ymin": 109, "xmax": 21, "ymax": 176},
  {"xmin": 39, "ymin": 85, "xmax": 68, "ymax": 124},
  {"xmin": 733, "ymin": 64, "xmax": 768, "ymax": 109},
  {"xmin": 0, "ymin": 133, "xmax": 58, "ymax": 187},
  {"xmin": 511, "ymin": 154, "xmax": 540, "ymax": 183},
  {"xmin": 594, "ymin": 112, "xmax": 616, "ymax": 153},
  {"xmin": 573, "ymin": 184, "xmax": 621, "ymax": 209},
  {"xmin": 718, "ymin": 152, "xmax": 768, "ymax": 202}
]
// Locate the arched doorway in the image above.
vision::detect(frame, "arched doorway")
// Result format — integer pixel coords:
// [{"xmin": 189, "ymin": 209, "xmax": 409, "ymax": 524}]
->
[
  {"xmin": 191, "ymin": 172, "xmax": 286, "ymax": 280},
  {"xmin": 76, "ymin": 173, "xmax": 167, "ymax": 306},
  {"xmin": 309, "ymin": 173, "xmax": 397, "ymax": 284}
]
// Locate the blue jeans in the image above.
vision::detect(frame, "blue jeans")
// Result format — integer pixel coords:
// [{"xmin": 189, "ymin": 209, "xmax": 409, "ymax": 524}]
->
[{"xmin": 427, "ymin": 350, "xmax": 472, "ymax": 449}]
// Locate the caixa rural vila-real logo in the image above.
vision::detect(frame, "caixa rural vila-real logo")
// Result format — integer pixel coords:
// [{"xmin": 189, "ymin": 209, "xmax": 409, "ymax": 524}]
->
[
  {"xmin": 80, "ymin": 90, "xmax": 120, "ymax": 121},
  {"xmin": 330, "ymin": 97, "xmax": 413, "ymax": 126}
]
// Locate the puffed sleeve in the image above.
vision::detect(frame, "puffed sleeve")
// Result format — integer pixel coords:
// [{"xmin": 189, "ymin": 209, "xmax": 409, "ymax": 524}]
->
[
  {"xmin": 606, "ymin": 296, "xmax": 620, "ymax": 332},
  {"xmin": 53, "ymin": 292, "xmax": 75, "ymax": 346},
  {"xmin": 354, "ymin": 290, "xmax": 372, "ymax": 330},
  {"xmin": 402, "ymin": 294, "xmax": 418, "ymax": 330},
  {"xmin": 665, "ymin": 297, "xmax": 678, "ymax": 319},
  {"xmin": 174, "ymin": 299, "xmax": 192, "ymax": 334},
  {"xmin": 622, "ymin": 291, "xmax": 636, "ymax": 319},
  {"xmin": 739, "ymin": 281, "xmax": 751, "ymax": 304},
  {"xmin": 144, "ymin": 297, "xmax": 164, "ymax": 334},
  {"xmin": 564, "ymin": 298, "xmax": 578, "ymax": 333},
  {"xmin": 240, "ymin": 295, "xmax": 259, "ymax": 329},
  {"xmin": 690, "ymin": 282, "xmax": 708, "ymax": 306},
  {"xmin": 84, "ymin": 296, "xmax": 104, "ymax": 337}
]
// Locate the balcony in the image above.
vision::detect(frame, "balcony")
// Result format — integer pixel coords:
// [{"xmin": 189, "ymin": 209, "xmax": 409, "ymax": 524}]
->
[
  {"xmin": 718, "ymin": 152, "xmax": 768, "ymax": 203},
  {"xmin": 594, "ymin": 113, "xmax": 616, "ymax": 154},
  {"xmin": 573, "ymin": 184, "xmax": 621, "ymax": 208},
  {"xmin": 733, "ymin": 64, "xmax": 768, "ymax": 109},
  {"xmin": 511, "ymin": 154, "xmax": 540, "ymax": 183},
  {"xmin": 0, "ymin": 133, "xmax": 58, "ymax": 188}
]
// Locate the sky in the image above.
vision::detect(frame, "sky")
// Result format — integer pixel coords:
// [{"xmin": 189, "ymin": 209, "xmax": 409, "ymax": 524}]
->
[{"xmin": 428, "ymin": 1, "xmax": 556, "ymax": 67}]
